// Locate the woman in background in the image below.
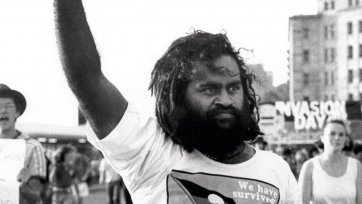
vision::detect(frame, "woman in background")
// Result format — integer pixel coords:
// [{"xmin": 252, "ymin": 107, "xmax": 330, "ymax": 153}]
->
[{"xmin": 298, "ymin": 119, "xmax": 362, "ymax": 204}]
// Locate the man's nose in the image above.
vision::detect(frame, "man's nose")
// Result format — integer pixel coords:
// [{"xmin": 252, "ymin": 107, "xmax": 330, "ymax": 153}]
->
[{"xmin": 215, "ymin": 90, "xmax": 233, "ymax": 107}]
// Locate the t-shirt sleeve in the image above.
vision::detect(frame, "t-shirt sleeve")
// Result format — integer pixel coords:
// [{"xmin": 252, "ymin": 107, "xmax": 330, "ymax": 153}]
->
[{"xmin": 86, "ymin": 104, "xmax": 183, "ymax": 192}]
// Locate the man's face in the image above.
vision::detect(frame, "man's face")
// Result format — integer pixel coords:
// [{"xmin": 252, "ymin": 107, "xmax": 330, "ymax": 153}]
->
[
  {"xmin": 184, "ymin": 55, "xmax": 244, "ymax": 129},
  {"xmin": 178, "ymin": 55, "xmax": 247, "ymax": 155},
  {"xmin": 0, "ymin": 97, "xmax": 19, "ymax": 132},
  {"xmin": 255, "ymin": 143, "xmax": 266, "ymax": 150}
]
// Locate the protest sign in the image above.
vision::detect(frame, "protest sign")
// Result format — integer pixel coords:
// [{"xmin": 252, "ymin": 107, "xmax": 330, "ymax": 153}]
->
[{"xmin": 0, "ymin": 139, "xmax": 26, "ymax": 204}]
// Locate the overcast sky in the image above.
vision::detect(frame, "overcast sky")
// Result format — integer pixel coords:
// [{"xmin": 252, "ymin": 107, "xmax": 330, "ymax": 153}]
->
[{"xmin": 0, "ymin": 0, "xmax": 318, "ymax": 126}]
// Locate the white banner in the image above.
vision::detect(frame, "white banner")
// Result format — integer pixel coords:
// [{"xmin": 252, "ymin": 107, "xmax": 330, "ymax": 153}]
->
[
  {"xmin": 275, "ymin": 100, "xmax": 347, "ymax": 130},
  {"xmin": 0, "ymin": 139, "xmax": 26, "ymax": 204}
]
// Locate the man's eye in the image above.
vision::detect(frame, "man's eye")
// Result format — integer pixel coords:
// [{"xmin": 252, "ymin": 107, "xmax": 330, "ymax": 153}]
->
[
  {"xmin": 228, "ymin": 86, "xmax": 240, "ymax": 92},
  {"xmin": 4, "ymin": 104, "xmax": 15, "ymax": 109},
  {"xmin": 202, "ymin": 88, "xmax": 215, "ymax": 95}
]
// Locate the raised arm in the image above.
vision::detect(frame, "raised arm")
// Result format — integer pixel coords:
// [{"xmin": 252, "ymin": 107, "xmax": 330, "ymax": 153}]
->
[{"xmin": 54, "ymin": 0, "xmax": 127, "ymax": 139}]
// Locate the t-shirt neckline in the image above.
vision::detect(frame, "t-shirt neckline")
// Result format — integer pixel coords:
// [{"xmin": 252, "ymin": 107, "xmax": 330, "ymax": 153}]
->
[{"xmin": 194, "ymin": 147, "xmax": 259, "ymax": 168}]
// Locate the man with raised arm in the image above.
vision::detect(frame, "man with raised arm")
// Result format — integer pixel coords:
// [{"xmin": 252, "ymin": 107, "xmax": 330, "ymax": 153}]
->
[{"xmin": 54, "ymin": 0, "xmax": 299, "ymax": 203}]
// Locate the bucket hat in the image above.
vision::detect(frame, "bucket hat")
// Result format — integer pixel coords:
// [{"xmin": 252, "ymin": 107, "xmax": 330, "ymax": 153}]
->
[{"xmin": 0, "ymin": 84, "xmax": 26, "ymax": 116}]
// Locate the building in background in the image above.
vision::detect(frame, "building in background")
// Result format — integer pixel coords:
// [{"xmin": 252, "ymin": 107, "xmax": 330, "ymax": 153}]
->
[
  {"xmin": 247, "ymin": 64, "xmax": 274, "ymax": 99},
  {"xmin": 289, "ymin": 0, "xmax": 362, "ymax": 101}
]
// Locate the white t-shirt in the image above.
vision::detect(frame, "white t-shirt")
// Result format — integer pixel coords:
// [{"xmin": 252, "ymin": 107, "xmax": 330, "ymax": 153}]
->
[
  {"xmin": 99, "ymin": 159, "xmax": 121, "ymax": 183},
  {"xmin": 87, "ymin": 104, "xmax": 299, "ymax": 204}
]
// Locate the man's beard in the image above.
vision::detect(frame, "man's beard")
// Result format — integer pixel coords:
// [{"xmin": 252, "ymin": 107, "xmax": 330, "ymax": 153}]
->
[{"xmin": 173, "ymin": 105, "xmax": 251, "ymax": 158}]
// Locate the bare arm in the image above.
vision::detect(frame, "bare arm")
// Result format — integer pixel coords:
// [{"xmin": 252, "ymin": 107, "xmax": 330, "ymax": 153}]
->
[
  {"xmin": 298, "ymin": 160, "xmax": 313, "ymax": 204},
  {"xmin": 54, "ymin": 0, "xmax": 127, "ymax": 139}
]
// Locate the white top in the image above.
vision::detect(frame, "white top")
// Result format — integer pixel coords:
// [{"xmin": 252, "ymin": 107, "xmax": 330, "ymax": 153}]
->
[
  {"xmin": 87, "ymin": 104, "xmax": 300, "ymax": 204},
  {"xmin": 312, "ymin": 156, "xmax": 358, "ymax": 204},
  {"xmin": 99, "ymin": 158, "xmax": 121, "ymax": 183}
]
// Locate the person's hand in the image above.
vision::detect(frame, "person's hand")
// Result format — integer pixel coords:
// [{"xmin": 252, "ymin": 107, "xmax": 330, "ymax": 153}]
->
[
  {"xmin": 17, "ymin": 168, "xmax": 29, "ymax": 183},
  {"xmin": 19, "ymin": 179, "xmax": 41, "ymax": 204}
]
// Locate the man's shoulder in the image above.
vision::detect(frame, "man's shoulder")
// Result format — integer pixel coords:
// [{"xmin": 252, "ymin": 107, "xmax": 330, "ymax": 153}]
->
[
  {"xmin": 256, "ymin": 149, "xmax": 283, "ymax": 160},
  {"xmin": 88, "ymin": 103, "xmax": 163, "ymax": 142},
  {"xmin": 17, "ymin": 132, "xmax": 43, "ymax": 148},
  {"xmin": 255, "ymin": 149, "xmax": 290, "ymax": 167}
]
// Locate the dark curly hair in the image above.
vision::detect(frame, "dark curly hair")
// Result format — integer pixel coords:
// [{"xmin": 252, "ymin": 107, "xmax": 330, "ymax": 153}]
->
[
  {"xmin": 149, "ymin": 30, "xmax": 261, "ymax": 150},
  {"xmin": 54, "ymin": 144, "xmax": 77, "ymax": 164}
]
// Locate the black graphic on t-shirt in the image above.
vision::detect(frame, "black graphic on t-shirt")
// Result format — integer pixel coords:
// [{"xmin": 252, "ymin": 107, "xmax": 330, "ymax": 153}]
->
[{"xmin": 167, "ymin": 170, "xmax": 280, "ymax": 204}]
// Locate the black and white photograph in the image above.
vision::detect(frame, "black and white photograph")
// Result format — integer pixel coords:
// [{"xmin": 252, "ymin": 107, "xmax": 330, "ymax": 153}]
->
[{"xmin": 1, "ymin": 0, "xmax": 362, "ymax": 203}]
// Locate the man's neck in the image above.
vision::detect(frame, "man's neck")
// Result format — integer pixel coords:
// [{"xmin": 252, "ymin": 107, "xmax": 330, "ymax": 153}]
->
[
  {"xmin": 201, "ymin": 143, "xmax": 256, "ymax": 164},
  {"xmin": 0, "ymin": 128, "xmax": 18, "ymax": 139}
]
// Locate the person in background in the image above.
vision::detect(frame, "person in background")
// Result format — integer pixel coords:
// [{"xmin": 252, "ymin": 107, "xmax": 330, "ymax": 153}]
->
[
  {"xmin": 310, "ymin": 140, "xmax": 324, "ymax": 158},
  {"xmin": 294, "ymin": 150, "xmax": 308, "ymax": 180},
  {"xmin": 0, "ymin": 84, "xmax": 47, "ymax": 204},
  {"xmin": 280, "ymin": 147, "xmax": 297, "ymax": 177},
  {"xmin": 300, "ymin": 147, "xmax": 311, "ymax": 160},
  {"xmin": 298, "ymin": 119, "xmax": 362, "ymax": 204},
  {"xmin": 71, "ymin": 153, "xmax": 91, "ymax": 204},
  {"xmin": 99, "ymin": 158, "xmax": 122, "ymax": 204},
  {"xmin": 353, "ymin": 142, "xmax": 362, "ymax": 163},
  {"xmin": 251, "ymin": 136, "xmax": 268, "ymax": 150},
  {"xmin": 49, "ymin": 144, "xmax": 79, "ymax": 204},
  {"xmin": 40, "ymin": 152, "xmax": 53, "ymax": 204}
]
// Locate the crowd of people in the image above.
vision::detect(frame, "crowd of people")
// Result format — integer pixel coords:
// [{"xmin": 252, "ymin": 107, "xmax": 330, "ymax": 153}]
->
[
  {"xmin": 0, "ymin": 84, "xmax": 133, "ymax": 204},
  {"xmin": 2, "ymin": 0, "xmax": 362, "ymax": 203},
  {"xmin": 43, "ymin": 143, "xmax": 132, "ymax": 204}
]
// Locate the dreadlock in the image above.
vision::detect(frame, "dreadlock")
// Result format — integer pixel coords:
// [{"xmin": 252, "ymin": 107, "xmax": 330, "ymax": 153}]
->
[{"xmin": 149, "ymin": 30, "xmax": 261, "ymax": 150}]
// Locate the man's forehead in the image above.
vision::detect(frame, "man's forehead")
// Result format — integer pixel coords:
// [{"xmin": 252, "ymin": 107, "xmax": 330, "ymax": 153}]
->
[
  {"xmin": 0, "ymin": 97, "xmax": 15, "ymax": 103},
  {"xmin": 191, "ymin": 56, "xmax": 240, "ymax": 80}
]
